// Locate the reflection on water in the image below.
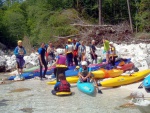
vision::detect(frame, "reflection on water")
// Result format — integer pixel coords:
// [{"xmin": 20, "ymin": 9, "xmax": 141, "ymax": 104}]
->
[
  {"xmin": 0, "ymin": 99, "xmax": 10, "ymax": 106},
  {"xmin": 10, "ymin": 88, "xmax": 31, "ymax": 93}
]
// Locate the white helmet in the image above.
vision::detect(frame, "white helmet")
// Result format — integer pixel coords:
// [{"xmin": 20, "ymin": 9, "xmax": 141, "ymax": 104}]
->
[
  {"xmin": 58, "ymin": 49, "xmax": 63, "ymax": 55},
  {"xmin": 109, "ymin": 42, "xmax": 113, "ymax": 45},
  {"xmin": 81, "ymin": 61, "xmax": 87, "ymax": 66}
]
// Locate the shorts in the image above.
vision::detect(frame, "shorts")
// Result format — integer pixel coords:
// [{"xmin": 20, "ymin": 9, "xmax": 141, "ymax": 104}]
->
[
  {"xmin": 106, "ymin": 51, "xmax": 110, "ymax": 54},
  {"xmin": 16, "ymin": 59, "xmax": 25, "ymax": 69}
]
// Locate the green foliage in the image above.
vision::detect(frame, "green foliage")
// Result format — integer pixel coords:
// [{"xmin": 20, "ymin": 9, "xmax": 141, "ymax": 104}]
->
[
  {"xmin": 0, "ymin": 2, "xmax": 26, "ymax": 47},
  {"xmin": 0, "ymin": 0, "xmax": 149, "ymax": 48},
  {"xmin": 135, "ymin": 0, "xmax": 150, "ymax": 32}
]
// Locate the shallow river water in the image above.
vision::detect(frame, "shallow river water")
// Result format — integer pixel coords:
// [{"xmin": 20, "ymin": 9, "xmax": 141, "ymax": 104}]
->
[{"xmin": 0, "ymin": 73, "xmax": 142, "ymax": 113}]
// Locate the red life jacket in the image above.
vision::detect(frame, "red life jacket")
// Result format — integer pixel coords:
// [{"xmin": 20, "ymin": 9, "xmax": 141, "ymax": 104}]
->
[{"xmin": 58, "ymin": 80, "xmax": 70, "ymax": 92}]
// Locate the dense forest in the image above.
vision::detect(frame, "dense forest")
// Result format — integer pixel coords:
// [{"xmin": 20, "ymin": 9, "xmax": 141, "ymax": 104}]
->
[{"xmin": 0, "ymin": 0, "xmax": 149, "ymax": 48}]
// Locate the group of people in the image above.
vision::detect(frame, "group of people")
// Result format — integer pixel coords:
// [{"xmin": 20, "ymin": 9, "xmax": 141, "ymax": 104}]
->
[{"xmin": 13, "ymin": 38, "xmax": 118, "ymax": 95}]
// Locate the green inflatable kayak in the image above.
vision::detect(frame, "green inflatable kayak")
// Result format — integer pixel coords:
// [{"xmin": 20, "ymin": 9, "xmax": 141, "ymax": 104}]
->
[{"xmin": 23, "ymin": 66, "xmax": 39, "ymax": 73}]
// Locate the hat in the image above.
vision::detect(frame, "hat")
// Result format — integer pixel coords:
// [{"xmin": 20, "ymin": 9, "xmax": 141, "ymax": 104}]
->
[
  {"xmin": 76, "ymin": 66, "xmax": 80, "ymax": 69},
  {"xmin": 109, "ymin": 42, "xmax": 113, "ymax": 45},
  {"xmin": 68, "ymin": 39, "xmax": 72, "ymax": 42}
]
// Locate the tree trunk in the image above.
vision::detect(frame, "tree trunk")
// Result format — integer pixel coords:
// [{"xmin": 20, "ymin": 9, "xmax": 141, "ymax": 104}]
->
[
  {"xmin": 99, "ymin": 0, "xmax": 102, "ymax": 25},
  {"xmin": 127, "ymin": 0, "xmax": 133, "ymax": 33}
]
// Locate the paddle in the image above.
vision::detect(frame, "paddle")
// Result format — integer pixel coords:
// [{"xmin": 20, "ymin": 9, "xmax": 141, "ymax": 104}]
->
[
  {"xmin": 138, "ymin": 82, "xmax": 143, "ymax": 89},
  {"xmin": 92, "ymin": 78, "xmax": 102, "ymax": 94},
  {"xmin": 96, "ymin": 86, "xmax": 103, "ymax": 94}
]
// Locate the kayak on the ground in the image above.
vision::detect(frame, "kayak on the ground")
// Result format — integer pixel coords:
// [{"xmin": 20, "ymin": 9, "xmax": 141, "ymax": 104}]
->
[{"xmin": 77, "ymin": 80, "xmax": 95, "ymax": 95}]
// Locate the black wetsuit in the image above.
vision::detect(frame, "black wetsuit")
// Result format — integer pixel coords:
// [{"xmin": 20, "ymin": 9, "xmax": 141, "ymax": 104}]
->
[{"xmin": 38, "ymin": 47, "xmax": 47, "ymax": 79}]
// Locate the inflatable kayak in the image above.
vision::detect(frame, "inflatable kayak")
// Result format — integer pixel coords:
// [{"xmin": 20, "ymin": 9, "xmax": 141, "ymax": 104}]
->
[
  {"xmin": 99, "ymin": 69, "xmax": 150, "ymax": 87},
  {"xmin": 56, "ymin": 92, "xmax": 72, "ymax": 96},
  {"xmin": 65, "ymin": 70, "xmax": 78, "ymax": 77},
  {"xmin": 92, "ymin": 69, "xmax": 123, "ymax": 78},
  {"xmin": 23, "ymin": 66, "xmax": 39, "ymax": 73},
  {"xmin": 47, "ymin": 76, "xmax": 79, "ymax": 85},
  {"xmin": 34, "ymin": 66, "xmax": 56, "ymax": 72},
  {"xmin": 143, "ymin": 74, "xmax": 150, "ymax": 89},
  {"xmin": 77, "ymin": 80, "xmax": 95, "ymax": 95},
  {"xmin": 117, "ymin": 63, "xmax": 134, "ymax": 72},
  {"xmin": 8, "ymin": 72, "xmax": 34, "ymax": 80}
]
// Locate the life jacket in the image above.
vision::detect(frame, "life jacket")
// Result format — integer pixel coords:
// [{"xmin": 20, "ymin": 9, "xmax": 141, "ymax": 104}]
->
[
  {"xmin": 66, "ymin": 44, "xmax": 73, "ymax": 53},
  {"xmin": 110, "ymin": 46, "xmax": 117, "ymax": 57},
  {"xmin": 58, "ymin": 80, "xmax": 70, "ymax": 92},
  {"xmin": 80, "ymin": 68, "xmax": 89, "ymax": 77},
  {"xmin": 16, "ymin": 46, "xmax": 25, "ymax": 58},
  {"xmin": 57, "ymin": 55, "xmax": 66, "ymax": 65}
]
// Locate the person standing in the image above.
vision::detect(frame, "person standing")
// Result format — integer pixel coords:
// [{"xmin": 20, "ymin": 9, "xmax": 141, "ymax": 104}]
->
[
  {"xmin": 103, "ymin": 38, "xmax": 110, "ymax": 64},
  {"xmin": 90, "ymin": 40, "xmax": 97, "ymax": 64},
  {"xmin": 109, "ymin": 42, "xmax": 118, "ymax": 66},
  {"xmin": 78, "ymin": 41, "xmax": 86, "ymax": 64},
  {"xmin": 72, "ymin": 39, "xmax": 79, "ymax": 66},
  {"xmin": 47, "ymin": 42, "xmax": 56, "ymax": 66},
  {"xmin": 14, "ymin": 40, "xmax": 26, "ymax": 80},
  {"xmin": 38, "ymin": 42, "xmax": 47, "ymax": 80},
  {"xmin": 65, "ymin": 39, "xmax": 74, "ymax": 66},
  {"xmin": 52, "ymin": 50, "xmax": 67, "ymax": 82}
]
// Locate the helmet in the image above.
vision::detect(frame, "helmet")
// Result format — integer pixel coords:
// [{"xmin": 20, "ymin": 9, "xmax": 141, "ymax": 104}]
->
[
  {"xmin": 81, "ymin": 61, "xmax": 87, "ymax": 66},
  {"xmin": 68, "ymin": 39, "xmax": 72, "ymax": 42},
  {"xmin": 58, "ymin": 49, "xmax": 63, "ymax": 55},
  {"xmin": 109, "ymin": 42, "xmax": 113, "ymax": 45},
  {"xmin": 17, "ymin": 40, "xmax": 22, "ymax": 44},
  {"xmin": 76, "ymin": 66, "xmax": 80, "ymax": 69}
]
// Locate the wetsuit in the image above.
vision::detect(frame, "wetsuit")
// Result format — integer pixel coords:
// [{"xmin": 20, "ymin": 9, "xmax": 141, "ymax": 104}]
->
[
  {"xmin": 38, "ymin": 47, "xmax": 47, "ymax": 79},
  {"xmin": 90, "ymin": 45, "xmax": 97, "ymax": 64}
]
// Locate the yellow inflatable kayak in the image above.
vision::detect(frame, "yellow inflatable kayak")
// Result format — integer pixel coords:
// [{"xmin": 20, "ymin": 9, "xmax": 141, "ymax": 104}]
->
[
  {"xmin": 92, "ymin": 69, "xmax": 123, "ymax": 78},
  {"xmin": 99, "ymin": 69, "xmax": 150, "ymax": 87},
  {"xmin": 56, "ymin": 92, "xmax": 72, "ymax": 96},
  {"xmin": 47, "ymin": 76, "xmax": 79, "ymax": 85}
]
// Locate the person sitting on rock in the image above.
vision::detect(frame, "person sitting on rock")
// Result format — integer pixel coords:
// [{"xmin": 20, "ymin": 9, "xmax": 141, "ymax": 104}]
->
[
  {"xmin": 14, "ymin": 40, "xmax": 26, "ymax": 80},
  {"xmin": 78, "ymin": 61, "xmax": 92, "ymax": 82},
  {"xmin": 51, "ymin": 73, "xmax": 71, "ymax": 95}
]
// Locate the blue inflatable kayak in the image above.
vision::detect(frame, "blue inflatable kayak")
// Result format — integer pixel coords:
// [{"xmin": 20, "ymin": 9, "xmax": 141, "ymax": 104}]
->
[
  {"xmin": 143, "ymin": 74, "xmax": 150, "ymax": 89},
  {"xmin": 51, "ymin": 69, "xmax": 78, "ymax": 78},
  {"xmin": 8, "ymin": 72, "xmax": 34, "ymax": 80},
  {"xmin": 77, "ymin": 80, "xmax": 95, "ymax": 95}
]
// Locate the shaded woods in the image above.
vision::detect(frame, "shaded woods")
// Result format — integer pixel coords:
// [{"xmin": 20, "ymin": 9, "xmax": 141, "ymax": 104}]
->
[{"xmin": 0, "ymin": 0, "xmax": 149, "ymax": 48}]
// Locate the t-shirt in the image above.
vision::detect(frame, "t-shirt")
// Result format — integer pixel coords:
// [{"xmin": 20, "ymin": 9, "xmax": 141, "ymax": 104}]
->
[
  {"xmin": 38, "ymin": 48, "xmax": 46, "ymax": 60},
  {"xmin": 104, "ymin": 40, "xmax": 109, "ymax": 51},
  {"xmin": 78, "ymin": 45, "xmax": 86, "ymax": 55},
  {"xmin": 76, "ymin": 42, "xmax": 80, "ymax": 50}
]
